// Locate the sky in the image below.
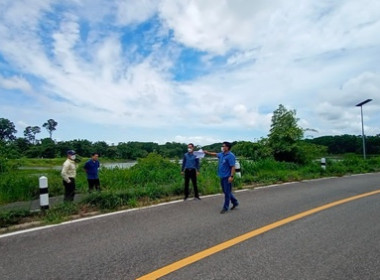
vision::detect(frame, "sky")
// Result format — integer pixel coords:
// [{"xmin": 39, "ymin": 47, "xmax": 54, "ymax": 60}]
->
[{"xmin": 0, "ymin": 0, "xmax": 379, "ymax": 146}]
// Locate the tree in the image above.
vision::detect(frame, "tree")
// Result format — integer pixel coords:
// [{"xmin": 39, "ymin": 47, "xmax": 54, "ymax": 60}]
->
[
  {"xmin": 13, "ymin": 138, "xmax": 31, "ymax": 155},
  {"xmin": 93, "ymin": 141, "xmax": 109, "ymax": 157},
  {"xmin": 231, "ymin": 140, "xmax": 274, "ymax": 160},
  {"xmin": 39, "ymin": 138, "xmax": 57, "ymax": 158},
  {"xmin": 268, "ymin": 104, "xmax": 304, "ymax": 162},
  {"xmin": 306, "ymin": 135, "xmax": 363, "ymax": 154},
  {"xmin": 0, "ymin": 118, "xmax": 17, "ymax": 142},
  {"xmin": 24, "ymin": 126, "xmax": 41, "ymax": 144},
  {"xmin": 231, "ymin": 141, "xmax": 255, "ymax": 158},
  {"xmin": 42, "ymin": 119, "xmax": 58, "ymax": 139},
  {"xmin": 70, "ymin": 139, "xmax": 93, "ymax": 156},
  {"xmin": 158, "ymin": 142, "xmax": 187, "ymax": 158},
  {"xmin": 367, "ymin": 135, "xmax": 380, "ymax": 154}
]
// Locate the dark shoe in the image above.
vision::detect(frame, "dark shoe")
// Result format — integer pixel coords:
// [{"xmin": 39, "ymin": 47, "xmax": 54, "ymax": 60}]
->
[
  {"xmin": 231, "ymin": 203, "xmax": 239, "ymax": 210},
  {"xmin": 194, "ymin": 197, "xmax": 201, "ymax": 200},
  {"xmin": 220, "ymin": 209, "xmax": 228, "ymax": 214}
]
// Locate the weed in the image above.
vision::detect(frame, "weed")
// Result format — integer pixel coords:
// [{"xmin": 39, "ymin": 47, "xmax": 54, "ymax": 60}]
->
[
  {"xmin": 1, "ymin": 154, "xmax": 380, "ymax": 228},
  {"xmin": 0, "ymin": 209, "xmax": 33, "ymax": 228},
  {"xmin": 42, "ymin": 203, "xmax": 79, "ymax": 224}
]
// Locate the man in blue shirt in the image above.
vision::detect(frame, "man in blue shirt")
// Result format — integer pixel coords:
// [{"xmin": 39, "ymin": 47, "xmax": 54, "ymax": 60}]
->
[
  {"xmin": 84, "ymin": 153, "xmax": 100, "ymax": 192},
  {"xmin": 204, "ymin": 141, "xmax": 239, "ymax": 213},
  {"xmin": 181, "ymin": 143, "xmax": 201, "ymax": 200}
]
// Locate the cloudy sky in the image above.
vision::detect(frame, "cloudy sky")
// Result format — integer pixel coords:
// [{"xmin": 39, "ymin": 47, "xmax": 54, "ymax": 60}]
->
[{"xmin": 0, "ymin": 0, "xmax": 379, "ymax": 145}]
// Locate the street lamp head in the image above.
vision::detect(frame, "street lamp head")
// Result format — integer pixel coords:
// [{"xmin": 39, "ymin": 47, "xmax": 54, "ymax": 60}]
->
[{"xmin": 356, "ymin": 99, "xmax": 372, "ymax": 107}]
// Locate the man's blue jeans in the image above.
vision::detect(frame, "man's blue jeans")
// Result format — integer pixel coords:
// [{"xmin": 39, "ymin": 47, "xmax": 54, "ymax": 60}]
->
[{"xmin": 220, "ymin": 177, "xmax": 238, "ymax": 210}]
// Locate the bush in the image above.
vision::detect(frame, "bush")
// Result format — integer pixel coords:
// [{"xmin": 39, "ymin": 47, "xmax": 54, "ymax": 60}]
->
[
  {"xmin": 0, "ymin": 158, "xmax": 9, "ymax": 173},
  {"xmin": 81, "ymin": 191, "xmax": 131, "ymax": 210},
  {"xmin": 0, "ymin": 171, "xmax": 39, "ymax": 204},
  {"xmin": 42, "ymin": 203, "xmax": 79, "ymax": 224},
  {"xmin": 0, "ymin": 209, "xmax": 33, "ymax": 228}
]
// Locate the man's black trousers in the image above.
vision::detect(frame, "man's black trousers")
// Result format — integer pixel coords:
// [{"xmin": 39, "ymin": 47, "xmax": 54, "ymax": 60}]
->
[
  {"xmin": 63, "ymin": 178, "xmax": 76, "ymax": 202},
  {"xmin": 184, "ymin": 168, "xmax": 199, "ymax": 198}
]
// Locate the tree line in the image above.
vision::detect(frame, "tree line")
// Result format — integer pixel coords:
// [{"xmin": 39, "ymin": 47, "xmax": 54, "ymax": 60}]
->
[
  {"xmin": 0, "ymin": 118, "xmax": 58, "ymax": 143},
  {"xmin": 1, "ymin": 105, "xmax": 379, "ymax": 161},
  {"xmin": 306, "ymin": 134, "xmax": 380, "ymax": 155}
]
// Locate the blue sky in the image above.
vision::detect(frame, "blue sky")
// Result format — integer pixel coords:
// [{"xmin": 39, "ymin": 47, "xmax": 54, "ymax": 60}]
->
[{"xmin": 0, "ymin": 0, "xmax": 379, "ymax": 145}]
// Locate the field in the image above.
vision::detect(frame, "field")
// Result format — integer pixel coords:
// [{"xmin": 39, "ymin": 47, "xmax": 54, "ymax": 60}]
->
[{"xmin": 1, "ymin": 153, "xmax": 380, "ymax": 228}]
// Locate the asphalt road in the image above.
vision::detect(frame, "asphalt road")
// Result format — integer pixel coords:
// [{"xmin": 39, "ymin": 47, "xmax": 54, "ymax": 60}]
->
[{"xmin": 1, "ymin": 173, "xmax": 380, "ymax": 280}]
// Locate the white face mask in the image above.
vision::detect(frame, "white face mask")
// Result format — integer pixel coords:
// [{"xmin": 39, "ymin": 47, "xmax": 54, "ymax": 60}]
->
[
  {"xmin": 188, "ymin": 148, "xmax": 193, "ymax": 152},
  {"xmin": 221, "ymin": 147, "xmax": 224, "ymax": 152},
  {"xmin": 70, "ymin": 155, "xmax": 76, "ymax": 160}
]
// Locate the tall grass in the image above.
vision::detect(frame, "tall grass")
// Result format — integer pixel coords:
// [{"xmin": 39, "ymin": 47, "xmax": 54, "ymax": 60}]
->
[
  {"xmin": 238, "ymin": 156, "xmax": 380, "ymax": 186},
  {"xmin": 1, "ymin": 154, "xmax": 380, "ymax": 224}
]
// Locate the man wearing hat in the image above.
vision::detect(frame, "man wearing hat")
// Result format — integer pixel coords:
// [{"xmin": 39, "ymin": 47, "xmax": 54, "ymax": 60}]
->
[{"xmin": 61, "ymin": 150, "xmax": 78, "ymax": 202}]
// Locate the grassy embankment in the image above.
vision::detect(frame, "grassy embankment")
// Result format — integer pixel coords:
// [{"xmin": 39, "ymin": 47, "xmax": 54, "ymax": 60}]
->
[{"xmin": 1, "ymin": 153, "xmax": 380, "ymax": 228}]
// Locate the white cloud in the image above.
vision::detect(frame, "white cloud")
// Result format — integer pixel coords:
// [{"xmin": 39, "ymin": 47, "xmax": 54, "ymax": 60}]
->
[
  {"xmin": 310, "ymin": 71, "xmax": 380, "ymax": 136},
  {"xmin": 116, "ymin": 0, "xmax": 158, "ymax": 25},
  {"xmin": 159, "ymin": 0, "xmax": 288, "ymax": 55},
  {"xmin": 17, "ymin": 121, "xmax": 29, "ymax": 131},
  {"xmin": 0, "ymin": 76, "xmax": 31, "ymax": 92},
  {"xmin": 0, "ymin": 0, "xmax": 379, "ymax": 145}
]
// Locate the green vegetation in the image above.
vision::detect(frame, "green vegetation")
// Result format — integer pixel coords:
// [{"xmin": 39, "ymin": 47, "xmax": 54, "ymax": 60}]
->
[
  {"xmin": 1, "ymin": 153, "xmax": 380, "ymax": 229},
  {"xmin": 0, "ymin": 209, "xmax": 33, "ymax": 228},
  {"xmin": 1, "ymin": 115, "xmax": 380, "ymax": 160},
  {"xmin": 1, "ymin": 107, "xmax": 380, "ymax": 230}
]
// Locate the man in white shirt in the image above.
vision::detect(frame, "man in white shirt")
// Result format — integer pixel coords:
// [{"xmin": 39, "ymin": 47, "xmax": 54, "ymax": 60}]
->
[{"xmin": 61, "ymin": 150, "xmax": 77, "ymax": 202}]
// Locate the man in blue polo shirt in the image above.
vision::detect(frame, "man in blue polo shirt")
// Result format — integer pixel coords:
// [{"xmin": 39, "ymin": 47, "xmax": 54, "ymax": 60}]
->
[
  {"xmin": 84, "ymin": 153, "xmax": 101, "ymax": 192},
  {"xmin": 181, "ymin": 143, "xmax": 201, "ymax": 200},
  {"xmin": 204, "ymin": 141, "xmax": 239, "ymax": 213}
]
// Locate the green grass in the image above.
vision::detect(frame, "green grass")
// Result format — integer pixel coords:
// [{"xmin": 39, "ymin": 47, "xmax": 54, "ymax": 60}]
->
[
  {"xmin": 8, "ymin": 158, "xmax": 65, "ymax": 167},
  {"xmin": 1, "ymin": 154, "xmax": 380, "ymax": 229},
  {"xmin": 0, "ymin": 209, "xmax": 34, "ymax": 228}
]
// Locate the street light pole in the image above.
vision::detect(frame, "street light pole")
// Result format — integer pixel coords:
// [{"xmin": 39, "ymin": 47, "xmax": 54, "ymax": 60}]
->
[{"xmin": 355, "ymin": 99, "xmax": 372, "ymax": 159}]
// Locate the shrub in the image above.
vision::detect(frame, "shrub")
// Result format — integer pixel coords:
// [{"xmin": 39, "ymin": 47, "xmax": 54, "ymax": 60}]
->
[{"xmin": 0, "ymin": 209, "xmax": 32, "ymax": 228}]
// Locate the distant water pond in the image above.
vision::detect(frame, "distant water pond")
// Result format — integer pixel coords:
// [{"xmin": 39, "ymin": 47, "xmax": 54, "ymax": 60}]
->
[
  {"xmin": 19, "ymin": 159, "xmax": 209, "ymax": 171},
  {"xmin": 101, "ymin": 162, "xmax": 137, "ymax": 169},
  {"xmin": 19, "ymin": 161, "xmax": 137, "ymax": 170}
]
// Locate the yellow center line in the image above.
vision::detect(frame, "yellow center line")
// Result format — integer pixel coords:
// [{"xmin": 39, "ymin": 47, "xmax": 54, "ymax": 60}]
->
[{"xmin": 137, "ymin": 189, "xmax": 380, "ymax": 280}]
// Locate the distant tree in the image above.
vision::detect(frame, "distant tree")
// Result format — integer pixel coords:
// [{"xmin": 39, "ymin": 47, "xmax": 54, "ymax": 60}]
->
[
  {"xmin": 367, "ymin": 135, "xmax": 380, "ymax": 154},
  {"xmin": 231, "ymin": 141, "xmax": 255, "ymax": 158},
  {"xmin": 231, "ymin": 139, "xmax": 274, "ymax": 160},
  {"xmin": 70, "ymin": 139, "xmax": 93, "ymax": 156},
  {"xmin": 116, "ymin": 142, "xmax": 149, "ymax": 159},
  {"xmin": 93, "ymin": 141, "xmax": 109, "ymax": 157},
  {"xmin": 0, "ymin": 141, "xmax": 21, "ymax": 159},
  {"xmin": 202, "ymin": 142, "xmax": 223, "ymax": 152},
  {"xmin": 106, "ymin": 145, "xmax": 118, "ymax": 158},
  {"xmin": 158, "ymin": 142, "xmax": 187, "ymax": 158},
  {"xmin": 295, "ymin": 141, "xmax": 327, "ymax": 163},
  {"xmin": 42, "ymin": 119, "xmax": 58, "ymax": 139},
  {"xmin": 31, "ymin": 126, "xmax": 41, "ymax": 142},
  {"xmin": 307, "ymin": 134, "xmax": 380, "ymax": 155},
  {"xmin": 0, "ymin": 118, "xmax": 17, "ymax": 142},
  {"xmin": 39, "ymin": 138, "xmax": 57, "ymax": 158},
  {"xmin": 24, "ymin": 126, "xmax": 41, "ymax": 144},
  {"xmin": 268, "ymin": 104, "xmax": 304, "ymax": 162},
  {"xmin": 13, "ymin": 138, "xmax": 31, "ymax": 156},
  {"xmin": 23, "ymin": 126, "xmax": 32, "ymax": 143}
]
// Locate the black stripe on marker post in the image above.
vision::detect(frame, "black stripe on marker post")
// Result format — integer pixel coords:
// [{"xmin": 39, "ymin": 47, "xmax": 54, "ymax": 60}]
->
[{"xmin": 39, "ymin": 188, "xmax": 48, "ymax": 195}]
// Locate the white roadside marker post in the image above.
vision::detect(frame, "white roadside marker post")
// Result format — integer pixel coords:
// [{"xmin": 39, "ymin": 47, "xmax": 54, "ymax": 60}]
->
[{"xmin": 39, "ymin": 176, "xmax": 49, "ymax": 210}]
